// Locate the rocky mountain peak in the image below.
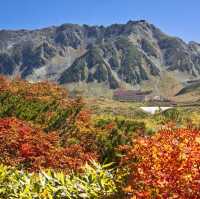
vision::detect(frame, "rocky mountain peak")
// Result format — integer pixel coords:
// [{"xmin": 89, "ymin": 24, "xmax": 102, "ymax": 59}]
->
[{"xmin": 0, "ymin": 20, "xmax": 200, "ymax": 93}]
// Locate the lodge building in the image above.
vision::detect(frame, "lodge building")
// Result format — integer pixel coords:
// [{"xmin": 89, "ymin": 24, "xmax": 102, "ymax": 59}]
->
[{"xmin": 113, "ymin": 89, "xmax": 152, "ymax": 102}]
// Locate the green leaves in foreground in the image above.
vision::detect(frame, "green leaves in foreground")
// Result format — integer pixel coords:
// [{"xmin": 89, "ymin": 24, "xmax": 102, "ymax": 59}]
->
[{"xmin": 0, "ymin": 161, "xmax": 117, "ymax": 199}]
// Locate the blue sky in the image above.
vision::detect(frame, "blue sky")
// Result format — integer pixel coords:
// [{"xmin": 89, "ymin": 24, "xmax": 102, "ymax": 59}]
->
[{"xmin": 0, "ymin": 0, "xmax": 199, "ymax": 42}]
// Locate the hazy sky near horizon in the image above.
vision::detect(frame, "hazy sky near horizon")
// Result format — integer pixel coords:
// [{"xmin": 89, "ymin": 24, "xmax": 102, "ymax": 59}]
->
[{"xmin": 0, "ymin": 0, "xmax": 199, "ymax": 42}]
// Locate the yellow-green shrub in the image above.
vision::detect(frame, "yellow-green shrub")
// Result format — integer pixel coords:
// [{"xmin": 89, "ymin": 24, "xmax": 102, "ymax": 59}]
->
[{"xmin": 0, "ymin": 161, "xmax": 117, "ymax": 199}]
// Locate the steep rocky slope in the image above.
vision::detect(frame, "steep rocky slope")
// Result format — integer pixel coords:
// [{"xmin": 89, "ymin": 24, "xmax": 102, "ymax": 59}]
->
[{"xmin": 0, "ymin": 20, "xmax": 200, "ymax": 91}]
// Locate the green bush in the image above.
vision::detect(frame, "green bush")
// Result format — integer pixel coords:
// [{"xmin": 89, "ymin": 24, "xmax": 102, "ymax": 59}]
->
[
  {"xmin": 162, "ymin": 108, "xmax": 181, "ymax": 122},
  {"xmin": 0, "ymin": 91, "xmax": 57, "ymax": 122},
  {"xmin": 0, "ymin": 91, "xmax": 83, "ymax": 135},
  {"xmin": 153, "ymin": 108, "xmax": 183, "ymax": 126},
  {"xmin": 95, "ymin": 117, "xmax": 146, "ymax": 162}
]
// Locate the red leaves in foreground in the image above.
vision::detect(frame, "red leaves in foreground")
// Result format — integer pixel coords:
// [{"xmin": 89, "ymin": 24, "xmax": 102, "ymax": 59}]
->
[
  {"xmin": 20, "ymin": 143, "xmax": 34, "ymax": 157},
  {"xmin": 120, "ymin": 128, "xmax": 200, "ymax": 199},
  {"xmin": 0, "ymin": 118, "xmax": 96, "ymax": 172}
]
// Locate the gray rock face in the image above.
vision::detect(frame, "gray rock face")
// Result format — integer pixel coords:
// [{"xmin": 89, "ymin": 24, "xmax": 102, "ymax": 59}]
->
[{"xmin": 0, "ymin": 20, "xmax": 200, "ymax": 88}]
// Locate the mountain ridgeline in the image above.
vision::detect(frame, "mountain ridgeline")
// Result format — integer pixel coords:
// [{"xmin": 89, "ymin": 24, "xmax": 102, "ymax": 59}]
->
[{"xmin": 0, "ymin": 20, "xmax": 200, "ymax": 90}]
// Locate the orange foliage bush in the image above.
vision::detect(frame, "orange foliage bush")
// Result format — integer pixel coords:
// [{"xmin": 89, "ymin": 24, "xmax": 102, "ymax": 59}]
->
[
  {"xmin": 0, "ymin": 75, "xmax": 68, "ymax": 101},
  {"xmin": 0, "ymin": 118, "xmax": 96, "ymax": 172},
  {"xmin": 120, "ymin": 128, "xmax": 200, "ymax": 198}
]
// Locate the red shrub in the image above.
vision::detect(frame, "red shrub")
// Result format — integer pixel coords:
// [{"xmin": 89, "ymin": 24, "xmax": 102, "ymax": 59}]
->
[
  {"xmin": 20, "ymin": 143, "xmax": 34, "ymax": 157},
  {"xmin": 120, "ymin": 128, "xmax": 200, "ymax": 199},
  {"xmin": 0, "ymin": 118, "xmax": 96, "ymax": 172}
]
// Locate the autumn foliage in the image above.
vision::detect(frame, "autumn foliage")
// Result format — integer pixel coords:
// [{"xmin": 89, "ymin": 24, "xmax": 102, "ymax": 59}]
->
[
  {"xmin": 0, "ymin": 75, "xmax": 68, "ymax": 100},
  {"xmin": 0, "ymin": 76, "xmax": 88, "ymax": 142},
  {"xmin": 0, "ymin": 75, "xmax": 200, "ymax": 198},
  {"xmin": 0, "ymin": 118, "xmax": 96, "ymax": 172},
  {"xmin": 120, "ymin": 128, "xmax": 200, "ymax": 198}
]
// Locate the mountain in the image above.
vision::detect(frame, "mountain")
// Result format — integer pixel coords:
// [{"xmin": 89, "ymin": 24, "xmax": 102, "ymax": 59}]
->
[
  {"xmin": 0, "ymin": 20, "xmax": 200, "ymax": 94},
  {"xmin": 176, "ymin": 80, "xmax": 200, "ymax": 96}
]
